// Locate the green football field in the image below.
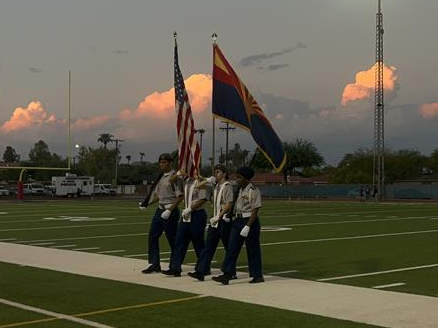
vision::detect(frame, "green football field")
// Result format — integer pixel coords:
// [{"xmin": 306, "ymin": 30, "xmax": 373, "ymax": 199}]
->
[{"xmin": 0, "ymin": 199, "xmax": 437, "ymax": 327}]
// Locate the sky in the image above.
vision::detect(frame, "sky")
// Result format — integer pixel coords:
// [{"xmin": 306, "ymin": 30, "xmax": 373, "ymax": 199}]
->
[{"xmin": 0, "ymin": 0, "xmax": 437, "ymax": 166}]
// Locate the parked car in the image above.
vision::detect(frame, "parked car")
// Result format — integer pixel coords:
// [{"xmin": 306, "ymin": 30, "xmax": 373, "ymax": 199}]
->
[
  {"xmin": 94, "ymin": 184, "xmax": 116, "ymax": 195},
  {"xmin": 0, "ymin": 185, "xmax": 11, "ymax": 196},
  {"xmin": 23, "ymin": 183, "xmax": 46, "ymax": 195}
]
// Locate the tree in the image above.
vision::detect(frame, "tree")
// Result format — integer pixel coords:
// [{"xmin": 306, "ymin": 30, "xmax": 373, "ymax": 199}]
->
[
  {"xmin": 2, "ymin": 146, "xmax": 20, "ymax": 163},
  {"xmin": 97, "ymin": 133, "xmax": 114, "ymax": 150},
  {"xmin": 28, "ymin": 140, "xmax": 52, "ymax": 167},
  {"xmin": 427, "ymin": 148, "xmax": 438, "ymax": 173},
  {"xmin": 282, "ymin": 138, "xmax": 324, "ymax": 182},
  {"xmin": 139, "ymin": 152, "xmax": 145, "ymax": 165},
  {"xmin": 126, "ymin": 155, "xmax": 131, "ymax": 165}
]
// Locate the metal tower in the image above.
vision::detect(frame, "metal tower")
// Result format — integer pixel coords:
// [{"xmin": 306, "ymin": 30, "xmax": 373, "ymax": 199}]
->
[{"xmin": 373, "ymin": 0, "xmax": 385, "ymax": 199}]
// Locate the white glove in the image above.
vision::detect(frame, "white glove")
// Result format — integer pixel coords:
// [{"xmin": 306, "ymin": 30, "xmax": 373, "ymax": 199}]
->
[
  {"xmin": 206, "ymin": 176, "xmax": 216, "ymax": 184},
  {"xmin": 181, "ymin": 207, "xmax": 192, "ymax": 218},
  {"xmin": 240, "ymin": 225, "xmax": 250, "ymax": 238},
  {"xmin": 161, "ymin": 209, "xmax": 172, "ymax": 219},
  {"xmin": 138, "ymin": 202, "xmax": 147, "ymax": 211},
  {"xmin": 223, "ymin": 214, "xmax": 230, "ymax": 222},
  {"xmin": 209, "ymin": 216, "xmax": 220, "ymax": 225}
]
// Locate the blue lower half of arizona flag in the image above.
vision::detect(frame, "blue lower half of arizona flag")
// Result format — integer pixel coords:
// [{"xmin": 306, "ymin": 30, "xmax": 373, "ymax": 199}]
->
[{"xmin": 213, "ymin": 44, "xmax": 286, "ymax": 172}]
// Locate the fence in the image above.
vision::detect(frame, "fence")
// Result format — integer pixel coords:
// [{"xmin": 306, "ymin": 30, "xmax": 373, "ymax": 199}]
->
[{"xmin": 257, "ymin": 183, "xmax": 438, "ymax": 200}]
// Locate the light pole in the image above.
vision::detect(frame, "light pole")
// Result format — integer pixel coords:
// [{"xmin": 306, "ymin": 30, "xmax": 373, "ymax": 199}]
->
[
  {"xmin": 219, "ymin": 122, "xmax": 235, "ymax": 165},
  {"xmin": 195, "ymin": 128, "xmax": 206, "ymax": 167},
  {"xmin": 73, "ymin": 144, "xmax": 80, "ymax": 171}
]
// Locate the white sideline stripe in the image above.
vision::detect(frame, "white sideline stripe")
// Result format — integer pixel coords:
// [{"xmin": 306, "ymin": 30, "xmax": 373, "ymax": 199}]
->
[
  {"xmin": 0, "ymin": 222, "xmax": 145, "ymax": 232},
  {"xmin": 0, "ymin": 238, "xmax": 16, "ymax": 241},
  {"xmin": 51, "ymin": 244, "xmax": 76, "ymax": 248},
  {"xmin": 73, "ymin": 247, "xmax": 100, "ymax": 251},
  {"xmin": 236, "ymin": 265, "xmax": 248, "ymax": 269},
  {"xmin": 317, "ymin": 263, "xmax": 438, "ymax": 281},
  {"xmin": 261, "ymin": 229, "xmax": 438, "ymax": 247},
  {"xmin": 268, "ymin": 270, "xmax": 299, "ymax": 275},
  {"xmin": 0, "ymin": 297, "xmax": 116, "ymax": 328},
  {"xmin": 373, "ymin": 282, "xmax": 406, "ymax": 289},
  {"xmin": 29, "ymin": 242, "xmax": 55, "ymax": 246},
  {"xmin": 97, "ymin": 250, "xmax": 125, "ymax": 254},
  {"xmin": 277, "ymin": 216, "xmax": 437, "ymax": 227},
  {"xmin": 17, "ymin": 232, "xmax": 147, "ymax": 243}
]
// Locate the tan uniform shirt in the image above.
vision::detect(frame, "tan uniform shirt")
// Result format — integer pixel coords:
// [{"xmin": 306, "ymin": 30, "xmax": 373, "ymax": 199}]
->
[
  {"xmin": 185, "ymin": 178, "xmax": 211, "ymax": 209},
  {"xmin": 213, "ymin": 181, "xmax": 234, "ymax": 217},
  {"xmin": 153, "ymin": 170, "xmax": 183, "ymax": 205},
  {"xmin": 235, "ymin": 183, "xmax": 262, "ymax": 215}
]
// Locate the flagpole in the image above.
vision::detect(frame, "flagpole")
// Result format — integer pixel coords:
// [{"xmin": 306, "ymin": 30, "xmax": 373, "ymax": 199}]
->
[{"xmin": 211, "ymin": 33, "xmax": 218, "ymax": 173}]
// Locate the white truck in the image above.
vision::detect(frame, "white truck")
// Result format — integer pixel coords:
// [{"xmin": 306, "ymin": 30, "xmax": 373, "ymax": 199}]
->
[
  {"xmin": 52, "ymin": 174, "xmax": 94, "ymax": 197},
  {"xmin": 94, "ymin": 183, "xmax": 117, "ymax": 195}
]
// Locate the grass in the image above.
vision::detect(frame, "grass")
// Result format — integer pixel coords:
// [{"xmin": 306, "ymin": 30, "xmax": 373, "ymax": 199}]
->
[{"xmin": 0, "ymin": 199, "xmax": 437, "ymax": 327}]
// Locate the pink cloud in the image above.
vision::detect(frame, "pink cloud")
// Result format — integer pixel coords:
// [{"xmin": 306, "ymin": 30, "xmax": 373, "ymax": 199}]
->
[
  {"xmin": 0, "ymin": 101, "xmax": 59, "ymax": 133},
  {"xmin": 73, "ymin": 115, "xmax": 111, "ymax": 131},
  {"xmin": 341, "ymin": 64, "xmax": 397, "ymax": 105},
  {"xmin": 419, "ymin": 103, "xmax": 438, "ymax": 119},
  {"xmin": 119, "ymin": 74, "xmax": 212, "ymax": 120}
]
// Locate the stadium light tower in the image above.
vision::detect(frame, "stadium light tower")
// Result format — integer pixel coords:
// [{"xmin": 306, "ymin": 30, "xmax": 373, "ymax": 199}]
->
[{"xmin": 373, "ymin": 0, "xmax": 385, "ymax": 200}]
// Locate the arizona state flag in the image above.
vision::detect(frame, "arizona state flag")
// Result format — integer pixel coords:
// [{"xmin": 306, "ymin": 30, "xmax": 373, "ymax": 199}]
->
[{"xmin": 213, "ymin": 43, "xmax": 286, "ymax": 172}]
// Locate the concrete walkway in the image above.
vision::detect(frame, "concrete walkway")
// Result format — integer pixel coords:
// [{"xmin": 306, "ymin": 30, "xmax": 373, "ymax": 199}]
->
[{"xmin": 1, "ymin": 242, "xmax": 437, "ymax": 328}]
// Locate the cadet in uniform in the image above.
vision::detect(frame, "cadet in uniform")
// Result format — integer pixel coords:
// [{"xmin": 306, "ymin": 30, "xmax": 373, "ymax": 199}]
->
[
  {"xmin": 140, "ymin": 153, "xmax": 183, "ymax": 274},
  {"xmin": 188, "ymin": 164, "xmax": 235, "ymax": 281},
  {"xmin": 212, "ymin": 166, "xmax": 264, "ymax": 285},
  {"xmin": 162, "ymin": 176, "xmax": 211, "ymax": 276}
]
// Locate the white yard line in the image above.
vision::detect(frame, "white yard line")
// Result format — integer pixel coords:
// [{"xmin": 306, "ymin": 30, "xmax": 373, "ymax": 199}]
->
[
  {"xmin": 277, "ymin": 216, "xmax": 437, "ymax": 227},
  {"xmin": 73, "ymin": 247, "xmax": 100, "ymax": 251},
  {"xmin": 268, "ymin": 270, "xmax": 299, "ymax": 275},
  {"xmin": 0, "ymin": 222, "xmax": 145, "ymax": 232},
  {"xmin": 372, "ymin": 282, "xmax": 406, "ymax": 289},
  {"xmin": 1, "ymin": 243, "xmax": 437, "ymax": 328},
  {"xmin": 97, "ymin": 250, "xmax": 125, "ymax": 254},
  {"xmin": 124, "ymin": 253, "xmax": 147, "ymax": 258},
  {"xmin": 317, "ymin": 263, "xmax": 438, "ymax": 282},
  {"xmin": 0, "ymin": 238, "xmax": 16, "ymax": 241},
  {"xmin": 51, "ymin": 244, "xmax": 76, "ymax": 248},
  {"xmin": 0, "ymin": 297, "xmax": 116, "ymax": 328},
  {"xmin": 236, "ymin": 265, "xmax": 248, "ymax": 269},
  {"xmin": 29, "ymin": 242, "xmax": 56, "ymax": 246},
  {"xmin": 260, "ymin": 229, "xmax": 438, "ymax": 247},
  {"xmin": 17, "ymin": 232, "xmax": 147, "ymax": 244}
]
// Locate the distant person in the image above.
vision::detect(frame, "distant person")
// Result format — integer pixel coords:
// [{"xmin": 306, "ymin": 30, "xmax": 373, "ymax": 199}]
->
[
  {"xmin": 139, "ymin": 153, "xmax": 183, "ymax": 274},
  {"xmin": 188, "ymin": 164, "xmax": 235, "ymax": 281},
  {"xmin": 372, "ymin": 185, "xmax": 378, "ymax": 201},
  {"xmin": 359, "ymin": 186, "xmax": 364, "ymax": 202},
  {"xmin": 365, "ymin": 186, "xmax": 371, "ymax": 201},
  {"xmin": 212, "ymin": 166, "xmax": 264, "ymax": 285},
  {"xmin": 162, "ymin": 175, "xmax": 211, "ymax": 277}
]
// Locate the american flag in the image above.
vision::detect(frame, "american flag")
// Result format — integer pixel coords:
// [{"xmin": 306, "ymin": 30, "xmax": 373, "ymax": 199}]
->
[{"xmin": 174, "ymin": 37, "xmax": 201, "ymax": 177}]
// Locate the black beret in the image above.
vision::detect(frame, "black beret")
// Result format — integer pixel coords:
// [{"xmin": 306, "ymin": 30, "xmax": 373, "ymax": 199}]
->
[
  {"xmin": 214, "ymin": 164, "xmax": 228, "ymax": 174},
  {"xmin": 158, "ymin": 153, "xmax": 173, "ymax": 162},
  {"xmin": 236, "ymin": 166, "xmax": 255, "ymax": 180}
]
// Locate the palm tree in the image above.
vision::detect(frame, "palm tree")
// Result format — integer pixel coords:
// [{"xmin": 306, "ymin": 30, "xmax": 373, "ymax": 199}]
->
[
  {"xmin": 139, "ymin": 152, "xmax": 145, "ymax": 165},
  {"xmin": 126, "ymin": 155, "xmax": 131, "ymax": 165},
  {"xmin": 97, "ymin": 133, "xmax": 114, "ymax": 150}
]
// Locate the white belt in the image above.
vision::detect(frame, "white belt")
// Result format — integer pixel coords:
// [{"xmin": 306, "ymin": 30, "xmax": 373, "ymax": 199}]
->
[
  {"xmin": 159, "ymin": 204, "xmax": 172, "ymax": 210},
  {"xmin": 237, "ymin": 212, "xmax": 252, "ymax": 218}
]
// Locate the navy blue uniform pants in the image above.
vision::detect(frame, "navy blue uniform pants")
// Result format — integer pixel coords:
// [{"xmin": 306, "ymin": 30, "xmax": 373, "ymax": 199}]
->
[
  {"xmin": 222, "ymin": 217, "xmax": 263, "ymax": 278},
  {"xmin": 195, "ymin": 220, "xmax": 234, "ymax": 276},
  {"xmin": 147, "ymin": 208, "xmax": 180, "ymax": 267},
  {"xmin": 169, "ymin": 209, "xmax": 207, "ymax": 273}
]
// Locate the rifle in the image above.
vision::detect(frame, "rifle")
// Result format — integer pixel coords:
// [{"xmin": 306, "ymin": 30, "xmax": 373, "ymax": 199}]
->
[{"xmin": 139, "ymin": 172, "xmax": 164, "ymax": 208}]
